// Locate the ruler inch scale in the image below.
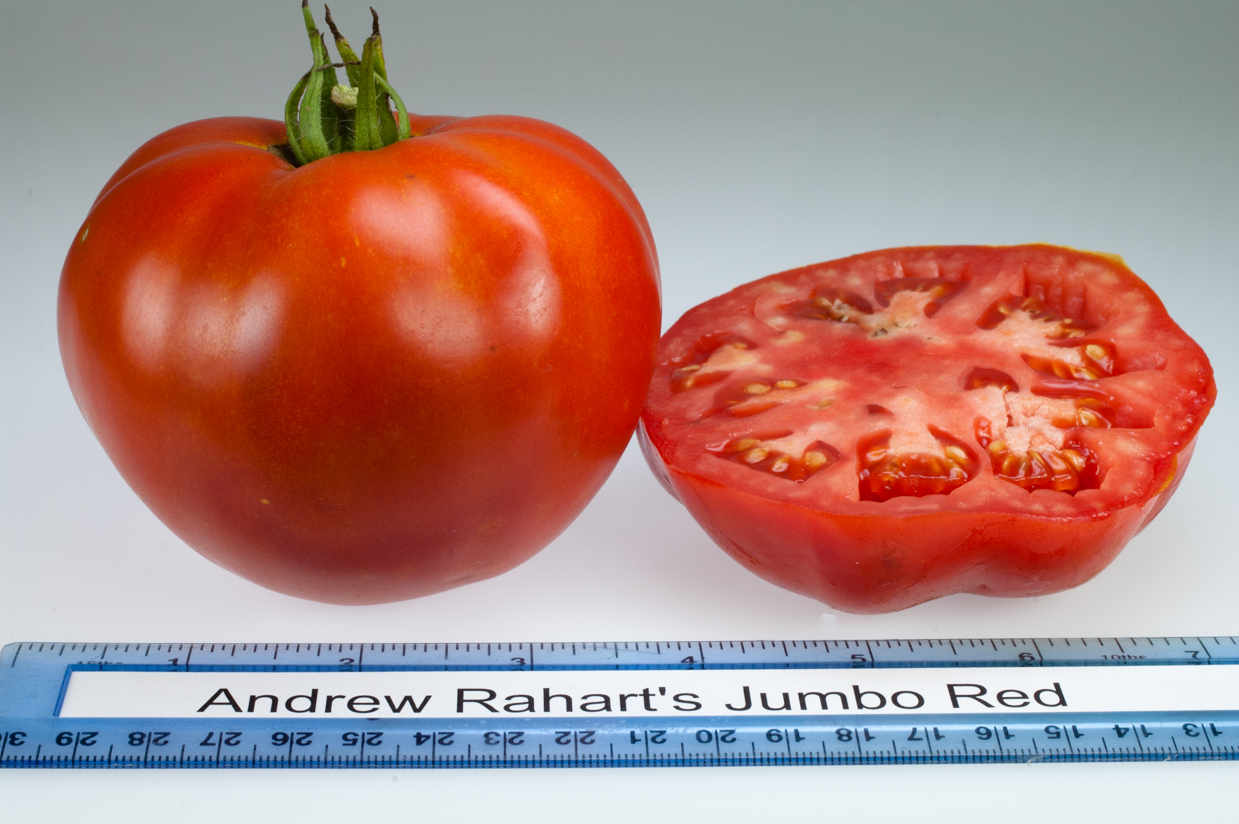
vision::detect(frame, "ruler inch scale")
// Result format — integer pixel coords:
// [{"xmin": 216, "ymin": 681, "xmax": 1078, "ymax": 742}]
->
[{"xmin": 1, "ymin": 637, "xmax": 1236, "ymax": 768}]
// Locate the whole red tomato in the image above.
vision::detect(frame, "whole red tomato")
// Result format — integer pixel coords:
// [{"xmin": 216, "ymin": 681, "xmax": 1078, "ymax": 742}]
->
[
  {"xmin": 640, "ymin": 245, "xmax": 1213, "ymax": 613},
  {"xmin": 58, "ymin": 10, "xmax": 661, "ymax": 604}
]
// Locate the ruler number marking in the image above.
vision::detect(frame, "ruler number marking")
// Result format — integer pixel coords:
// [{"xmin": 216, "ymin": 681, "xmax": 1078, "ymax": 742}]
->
[{"xmin": 4, "ymin": 637, "xmax": 1238, "ymax": 767}]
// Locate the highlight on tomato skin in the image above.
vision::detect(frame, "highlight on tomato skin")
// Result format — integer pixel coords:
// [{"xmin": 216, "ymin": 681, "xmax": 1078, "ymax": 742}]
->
[{"xmin": 639, "ymin": 244, "xmax": 1216, "ymax": 613}]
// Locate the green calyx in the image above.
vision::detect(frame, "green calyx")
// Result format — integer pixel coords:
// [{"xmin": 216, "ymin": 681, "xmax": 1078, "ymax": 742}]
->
[{"xmin": 284, "ymin": 2, "xmax": 411, "ymax": 165}]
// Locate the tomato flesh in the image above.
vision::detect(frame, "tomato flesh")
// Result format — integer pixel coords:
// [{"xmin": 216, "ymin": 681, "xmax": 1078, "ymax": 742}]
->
[{"xmin": 640, "ymin": 245, "xmax": 1214, "ymax": 612}]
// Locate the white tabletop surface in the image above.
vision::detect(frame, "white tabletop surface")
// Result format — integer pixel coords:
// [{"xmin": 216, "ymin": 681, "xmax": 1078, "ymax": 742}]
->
[{"xmin": 2, "ymin": 1, "xmax": 1236, "ymax": 820}]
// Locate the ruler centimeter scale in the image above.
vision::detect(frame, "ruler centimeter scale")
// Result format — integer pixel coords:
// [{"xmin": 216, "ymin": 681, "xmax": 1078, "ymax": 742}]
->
[{"xmin": 1, "ymin": 637, "xmax": 1236, "ymax": 768}]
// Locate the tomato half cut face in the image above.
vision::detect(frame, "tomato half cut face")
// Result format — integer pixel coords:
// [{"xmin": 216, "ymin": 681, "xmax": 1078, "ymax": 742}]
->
[{"xmin": 640, "ymin": 245, "xmax": 1215, "ymax": 613}]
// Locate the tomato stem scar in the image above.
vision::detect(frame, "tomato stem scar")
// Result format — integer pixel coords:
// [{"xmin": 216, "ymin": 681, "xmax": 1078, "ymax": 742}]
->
[{"xmin": 285, "ymin": 3, "xmax": 410, "ymax": 165}]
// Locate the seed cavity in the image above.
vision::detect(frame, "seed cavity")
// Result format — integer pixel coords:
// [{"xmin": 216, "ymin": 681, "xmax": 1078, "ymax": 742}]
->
[
  {"xmin": 974, "ymin": 293, "xmax": 1119, "ymax": 384},
  {"xmin": 975, "ymin": 421, "xmax": 1100, "ymax": 493},
  {"xmin": 708, "ymin": 434, "xmax": 842, "ymax": 482},
  {"xmin": 964, "ymin": 367, "xmax": 1019, "ymax": 393},
  {"xmin": 1022, "ymin": 340, "xmax": 1116, "ymax": 381},
  {"xmin": 669, "ymin": 334, "xmax": 757, "ymax": 392},
  {"xmin": 702, "ymin": 378, "xmax": 807, "ymax": 419},
  {"xmin": 1028, "ymin": 383, "xmax": 1117, "ymax": 430},
  {"xmin": 986, "ymin": 442, "xmax": 1097, "ymax": 493},
  {"xmin": 873, "ymin": 277, "xmax": 968, "ymax": 318},
  {"xmin": 782, "ymin": 287, "xmax": 874, "ymax": 324},
  {"xmin": 976, "ymin": 294, "xmax": 1096, "ymax": 338},
  {"xmin": 858, "ymin": 427, "xmax": 978, "ymax": 502}
]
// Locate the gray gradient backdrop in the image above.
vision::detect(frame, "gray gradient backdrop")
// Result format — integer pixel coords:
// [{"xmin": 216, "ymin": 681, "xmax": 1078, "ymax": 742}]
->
[{"xmin": 2, "ymin": 0, "xmax": 1236, "ymax": 819}]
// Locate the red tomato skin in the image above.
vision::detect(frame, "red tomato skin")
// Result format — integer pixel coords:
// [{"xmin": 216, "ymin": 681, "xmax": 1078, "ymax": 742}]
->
[
  {"xmin": 640, "ymin": 245, "xmax": 1213, "ymax": 613},
  {"xmin": 649, "ymin": 441, "xmax": 1169, "ymax": 614},
  {"xmin": 59, "ymin": 116, "xmax": 661, "ymax": 604}
]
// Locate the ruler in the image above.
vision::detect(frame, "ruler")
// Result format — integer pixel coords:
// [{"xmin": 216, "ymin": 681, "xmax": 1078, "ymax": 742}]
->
[{"xmin": 2, "ymin": 637, "xmax": 1236, "ymax": 768}]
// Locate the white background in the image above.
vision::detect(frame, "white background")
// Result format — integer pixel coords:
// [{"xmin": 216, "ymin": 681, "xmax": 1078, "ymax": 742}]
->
[{"xmin": 1, "ymin": 0, "xmax": 1235, "ymax": 820}]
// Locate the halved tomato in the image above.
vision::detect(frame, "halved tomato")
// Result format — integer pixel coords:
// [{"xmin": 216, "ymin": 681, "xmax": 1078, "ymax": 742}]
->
[{"xmin": 640, "ymin": 245, "xmax": 1215, "ymax": 613}]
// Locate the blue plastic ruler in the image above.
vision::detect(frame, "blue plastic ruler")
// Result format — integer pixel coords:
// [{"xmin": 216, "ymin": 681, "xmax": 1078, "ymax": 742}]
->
[{"xmin": 2, "ymin": 637, "xmax": 1236, "ymax": 768}]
